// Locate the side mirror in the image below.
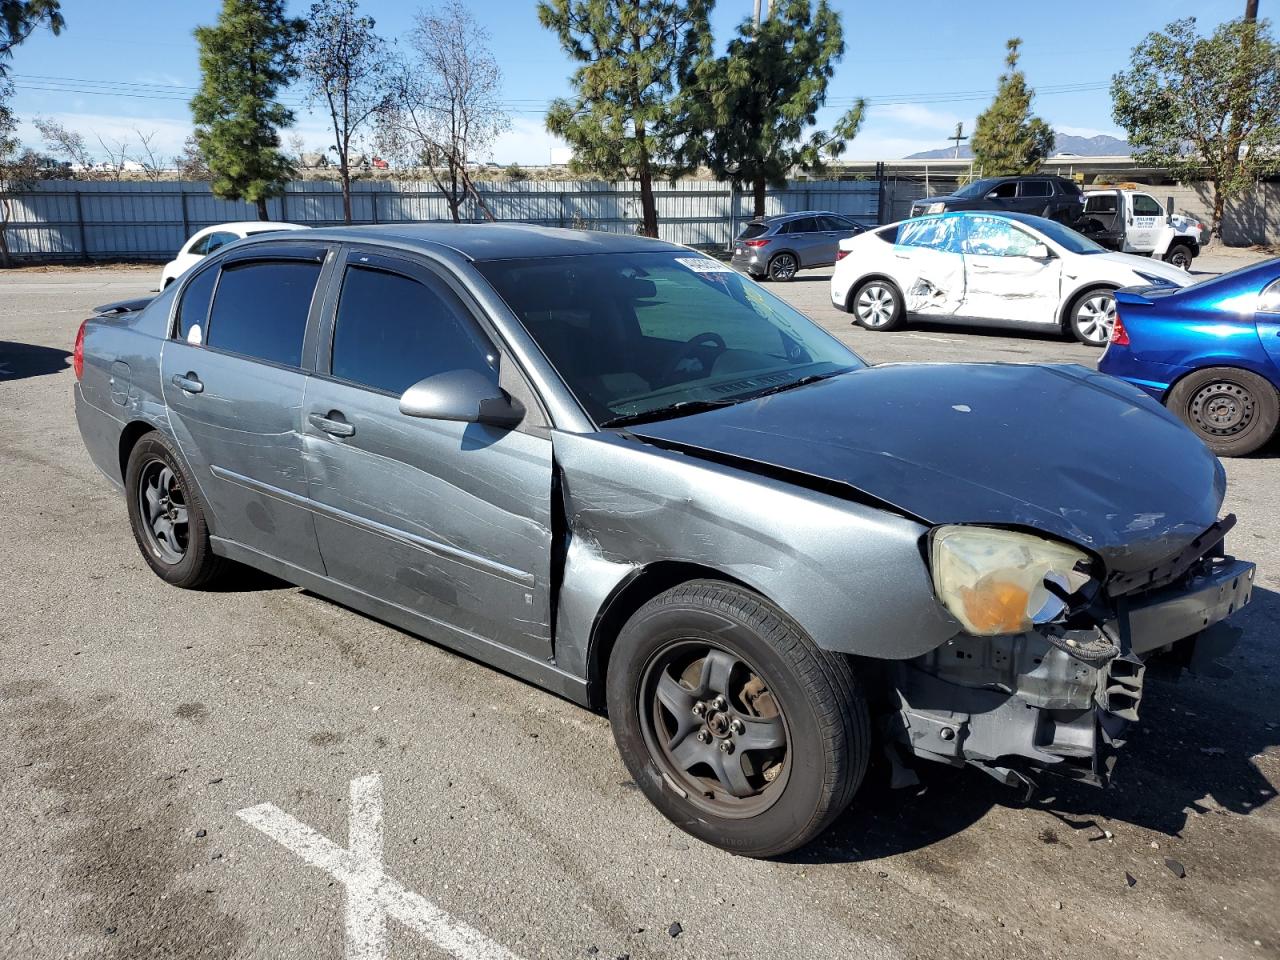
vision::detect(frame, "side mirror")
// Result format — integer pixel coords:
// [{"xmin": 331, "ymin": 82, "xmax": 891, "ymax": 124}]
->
[
  {"xmin": 1027, "ymin": 243, "xmax": 1051, "ymax": 260},
  {"xmin": 399, "ymin": 369, "xmax": 524, "ymax": 428},
  {"xmin": 1165, "ymin": 196, "xmax": 1175, "ymax": 225}
]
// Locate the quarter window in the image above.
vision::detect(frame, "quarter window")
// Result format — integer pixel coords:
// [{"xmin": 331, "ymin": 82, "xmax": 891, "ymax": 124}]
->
[
  {"xmin": 175, "ymin": 266, "xmax": 217, "ymax": 343},
  {"xmin": 330, "ymin": 265, "xmax": 496, "ymax": 396},
  {"xmin": 205, "ymin": 260, "xmax": 321, "ymax": 367}
]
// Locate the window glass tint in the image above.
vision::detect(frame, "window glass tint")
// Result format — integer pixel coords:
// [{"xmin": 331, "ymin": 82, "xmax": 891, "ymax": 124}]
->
[
  {"xmin": 896, "ymin": 216, "xmax": 955, "ymax": 251},
  {"xmin": 188, "ymin": 235, "xmax": 211, "ymax": 256},
  {"xmin": 784, "ymin": 217, "xmax": 816, "ymax": 234},
  {"xmin": 1020, "ymin": 181, "xmax": 1052, "ymax": 198},
  {"xmin": 737, "ymin": 222, "xmax": 768, "ymax": 240},
  {"xmin": 331, "ymin": 265, "xmax": 495, "ymax": 396},
  {"xmin": 962, "ymin": 217, "xmax": 1037, "ymax": 257},
  {"xmin": 874, "ymin": 225, "xmax": 900, "ymax": 243},
  {"xmin": 1258, "ymin": 277, "xmax": 1280, "ymax": 314},
  {"xmin": 990, "ymin": 182, "xmax": 1018, "ymax": 199},
  {"xmin": 1085, "ymin": 194, "xmax": 1118, "ymax": 214},
  {"xmin": 176, "ymin": 266, "xmax": 217, "ymax": 342},
  {"xmin": 1132, "ymin": 194, "xmax": 1163, "ymax": 216},
  {"xmin": 820, "ymin": 215, "xmax": 855, "ymax": 231},
  {"xmin": 206, "ymin": 260, "xmax": 321, "ymax": 366}
]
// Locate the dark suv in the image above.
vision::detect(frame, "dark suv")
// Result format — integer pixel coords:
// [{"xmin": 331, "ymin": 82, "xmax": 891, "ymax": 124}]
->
[
  {"xmin": 731, "ymin": 210, "xmax": 866, "ymax": 281},
  {"xmin": 909, "ymin": 175, "xmax": 1084, "ymax": 223}
]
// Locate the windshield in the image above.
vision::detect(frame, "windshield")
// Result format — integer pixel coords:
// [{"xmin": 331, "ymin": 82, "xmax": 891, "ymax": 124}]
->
[
  {"xmin": 1030, "ymin": 217, "xmax": 1108, "ymax": 254},
  {"xmin": 952, "ymin": 177, "xmax": 1001, "ymax": 199},
  {"xmin": 477, "ymin": 251, "xmax": 863, "ymax": 426}
]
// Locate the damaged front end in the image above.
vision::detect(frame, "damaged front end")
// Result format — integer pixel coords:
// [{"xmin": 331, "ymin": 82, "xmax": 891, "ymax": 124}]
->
[{"xmin": 888, "ymin": 517, "xmax": 1255, "ymax": 795}]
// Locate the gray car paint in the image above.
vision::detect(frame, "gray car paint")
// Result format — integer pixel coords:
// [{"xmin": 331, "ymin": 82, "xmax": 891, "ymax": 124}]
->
[{"xmin": 72, "ymin": 222, "xmax": 1254, "ymax": 789}]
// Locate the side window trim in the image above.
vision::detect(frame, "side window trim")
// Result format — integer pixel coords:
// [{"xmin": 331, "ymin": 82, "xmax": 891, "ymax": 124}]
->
[
  {"xmin": 169, "ymin": 261, "xmax": 222, "ymax": 341},
  {"xmin": 1258, "ymin": 277, "xmax": 1280, "ymax": 314}
]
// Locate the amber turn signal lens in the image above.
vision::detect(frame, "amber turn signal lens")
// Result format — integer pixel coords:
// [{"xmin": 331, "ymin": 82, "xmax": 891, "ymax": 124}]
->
[{"xmin": 959, "ymin": 580, "xmax": 1032, "ymax": 635}]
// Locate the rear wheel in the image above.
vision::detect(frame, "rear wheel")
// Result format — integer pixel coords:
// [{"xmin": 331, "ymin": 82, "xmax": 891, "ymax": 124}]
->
[
  {"xmin": 125, "ymin": 432, "xmax": 228, "ymax": 588},
  {"xmin": 1166, "ymin": 367, "xmax": 1280, "ymax": 457},
  {"xmin": 768, "ymin": 253, "xmax": 799, "ymax": 282},
  {"xmin": 1163, "ymin": 243, "xmax": 1194, "ymax": 271},
  {"xmin": 850, "ymin": 279, "xmax": 905, "ymax": 331},
  {"xmin": 606, "ymin": 580, "xmax": 869, "ymax": 857},
  {"xmin": 1067, "ymin": 287, "xmax": 1116, "ymax": 346}
]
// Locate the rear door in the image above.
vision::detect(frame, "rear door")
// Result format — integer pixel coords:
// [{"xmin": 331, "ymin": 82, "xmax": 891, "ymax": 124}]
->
[
  {"xmin": 892, "ymin": 215, "xmax": 965, "ymax": 315},
  {"xmin": 783, "ymin": 216, "xmax": 820, "ymax": 266},
  {"xmin": 161, "ymin": 243, "xmax": 330, "ymax": 572},
  {"xmin": 1016, "ymin": 179, "xmax": 1052, "ymax": 215},
  {"xmin": 814, "ymin": 215, "xmax": 855, "ymax": 265},
  {"xmin": 958, "ymin": 216, "xmax": 1061, "ymax": 323},
  {"xmin": 301, "ymin": 249, "xmax": 555, "ymax": 659}
]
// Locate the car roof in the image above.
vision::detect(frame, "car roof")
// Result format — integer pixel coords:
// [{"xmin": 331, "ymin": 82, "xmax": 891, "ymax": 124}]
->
[
  {"xmin": 197, "ymin": 221, "xmax": 309, "ymax": 235},
  {"xmin": 898, "ymin": 210, "xmax": 1060, "ymax": 230},
  {"xmin": 756, "ymin": 210, "xmax": 840, "ymax": 224},
  {"xmin": 257, "ymin": 222, "xmax": 687, "ymax": 262}
]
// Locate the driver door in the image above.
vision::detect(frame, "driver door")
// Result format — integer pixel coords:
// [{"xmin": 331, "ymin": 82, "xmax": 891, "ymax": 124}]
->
[
  {"xmin": 1124, "ymin": 193, "xmax": 1164, "ymax": 253},
  {"xmin": 958, "ymin": 216, "xmax": 1062, "ymax": 323},
  {"xmin": 301, "ymin": 249, "xmax": 555, "ymax": 659}
]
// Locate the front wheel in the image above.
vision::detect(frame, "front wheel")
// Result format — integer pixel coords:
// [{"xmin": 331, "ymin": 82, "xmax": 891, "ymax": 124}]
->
[
  {"xmin": 1067, "ymin": 288, "xmax": 1116, "ymax": 346},
  {"xmin": 1166, "ymin": 367, "xmax": 1280, "ymax": 457},
  {"xmin": 1163, "ymin": 243, "xmax": 1194, "ymax": 271},
  {"xmin": 606, "ymin": 581, "xmax": 869, "ymax": 857}
]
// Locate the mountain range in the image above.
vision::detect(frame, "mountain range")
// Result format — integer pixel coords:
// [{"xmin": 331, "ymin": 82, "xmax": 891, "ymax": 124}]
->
[{"xmin": 906, "ymin": 133, "xmax": 1129, "ymax": 160}]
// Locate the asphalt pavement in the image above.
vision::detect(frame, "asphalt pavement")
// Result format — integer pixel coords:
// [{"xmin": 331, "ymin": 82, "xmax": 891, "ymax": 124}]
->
[{"xmin": 1, "ymin": 257, "xmax": 1278, "ymax": 960}]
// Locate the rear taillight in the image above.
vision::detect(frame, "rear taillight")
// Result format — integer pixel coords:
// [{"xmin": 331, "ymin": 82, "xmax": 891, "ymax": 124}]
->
[
  {"xmin": 835, "ymin": 249, "xmax": 849, "ymax": 261},
  {"xmin": 1110, "ymin": 310, "xmax": 1130, "ymax": 346},
  {"xmin": 743, "ymin": 239, "xmax": 770, "ymax": 248},
  {"xmin": 73, "ymin": 319, "xmax": 87, "ymax": 379}
]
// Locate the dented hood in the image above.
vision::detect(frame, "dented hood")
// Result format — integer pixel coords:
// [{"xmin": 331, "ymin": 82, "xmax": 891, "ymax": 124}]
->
[{"xmin": 628, "ymin": 363, "xmax": 1226, "ymax": 574}]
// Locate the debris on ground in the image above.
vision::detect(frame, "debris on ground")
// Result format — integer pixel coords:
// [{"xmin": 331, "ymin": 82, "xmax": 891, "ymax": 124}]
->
[
  {"xmin": 1038, "ymin": 828, "xmax": 1059, "ymax": 844},
  {"xmin": 1125, "ymin": 872, "xmax": 1137, "ymax": 887},
  {"xmin": 668, "ymin": 922, "xmax": 683, "ymax": 939},
  {"xmin": 195, "ymin": 829, "xmax": 207, "ymax": 838},
  {"xmin": 1165, "ymin": 858, "xmax": 1187, "ymax": 879}
]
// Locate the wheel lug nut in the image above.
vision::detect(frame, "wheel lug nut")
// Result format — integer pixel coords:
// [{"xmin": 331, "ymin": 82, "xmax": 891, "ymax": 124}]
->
[
  {"xmin": 730, "ymin": 718, "xmax": 745, "ymax": 735},
  {"xmin": 711, "ymin": 696, "xmax": 727, "ymax": 711},
  {"xmin": 692, "ymin": 702, "xmax": 705, "ymax": 718},
  {"xmin": 719, "ymin": 740, "xmax": 734, "ymax": 754},
  {"xmin": 696, "ymin": 730, "xmax": 709, "ymax": 743}
]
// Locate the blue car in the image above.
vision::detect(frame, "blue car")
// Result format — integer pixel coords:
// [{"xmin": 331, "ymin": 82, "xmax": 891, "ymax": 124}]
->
[{"xmin": 1100, "ymin": 258, "xmax": 1280, "ymax": 456}]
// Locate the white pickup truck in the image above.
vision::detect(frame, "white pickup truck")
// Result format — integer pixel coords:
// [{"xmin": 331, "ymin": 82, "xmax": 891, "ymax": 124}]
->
[{"xmin": 1076, "ymin": 186, "xmax": 1205, "ymax": 270}]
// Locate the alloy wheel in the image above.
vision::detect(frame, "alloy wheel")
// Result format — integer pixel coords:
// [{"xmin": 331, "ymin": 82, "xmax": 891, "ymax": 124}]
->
[
  {"xmin": 1189, "ymin": 380, "xmax": 1256, "ymax": 438},
  {"xmin": 856, "ymin": 283, "xmax": 896, "ymax": 327},
  {"xmin": 769, "ymin": 254, "xmax": 798, "ymax": 281},
  {"xmin": 1074, "ymin": 293, "xmax": 1116, "ymax": 344},
  {"xmin": 639, "ymin": 641, "xmax": 790, "ymax": 819},
  {"xmin": 137, "ymin": 459, "xmax": 189, "ymax": 564}
]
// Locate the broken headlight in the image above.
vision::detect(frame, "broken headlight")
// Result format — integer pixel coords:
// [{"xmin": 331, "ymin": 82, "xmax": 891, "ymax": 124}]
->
[{"xmin": 929, "ymin": 526, "xmax": 1093, "ymax": 636}]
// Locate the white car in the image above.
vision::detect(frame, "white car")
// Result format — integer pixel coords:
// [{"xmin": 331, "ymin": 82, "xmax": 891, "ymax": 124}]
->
[
  {"xmin": 830, "ymin": 211, "xmax": 1191, "ymax": 345},
  {"xmin": 160, "ymin": 221, "xmax": 309, "ymax": 289}
]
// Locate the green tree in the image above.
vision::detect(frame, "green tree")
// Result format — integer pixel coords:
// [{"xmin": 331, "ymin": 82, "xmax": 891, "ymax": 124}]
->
[
  {"xmin": 1113, "ymin": 16, "xmax": 1280, "ymax": 241},
  {"xmin": 0, "ymin": 0, "xmax": 62, "ymax": 73},
  {"xmin": 971, "ymin": 38, "xmax": 1054, "ymax": 176},
  {"xmin": 678, "ymin": 0, "xmax": 864, "ymax": 217},
  {"xmin": 299, "ymin": 0, "xmax": 392, "ymax": 224},
  {"xmin": 191, "ymin": 0, "xmax": 304, "ymax": 220},
  {"xmin": 538, "ymin": 0, "xmax": 712, "ymax": 237}
]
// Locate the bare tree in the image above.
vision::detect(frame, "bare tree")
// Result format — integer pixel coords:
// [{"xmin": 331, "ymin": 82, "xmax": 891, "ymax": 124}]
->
[
  {"xmin": 131, "ymin": 128, "xmax": 165, "ymax": 179},
  {"xmin": 33, "ymin": 114, "xmax": 93, "ymax": 173},
  {"xmin": 300, "ymin": 0, "xmax": 393, "ymax": 222},
  {"xmin": 1, "ymin": 79, "xmax": 43, "ymax": 265},
  {"xmin": 96, "ymin": 132, "xmax": 130, "ymax": 180},
  {"xmin": 176, "ymin": 134, "xmax": 210, "ymax": 180},
  {"xmin": 376, "ymin": 0, "xmax": 508, "ymax": 222}
]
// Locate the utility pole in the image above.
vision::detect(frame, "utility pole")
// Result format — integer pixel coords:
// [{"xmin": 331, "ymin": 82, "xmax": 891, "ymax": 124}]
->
[
  {"xmin": 753, "ymin": 0, "xmax": 761, "ymax": 25},
  {"xmin": 948, "ymin": 122, "xmax": 967, "ymax": 159}
]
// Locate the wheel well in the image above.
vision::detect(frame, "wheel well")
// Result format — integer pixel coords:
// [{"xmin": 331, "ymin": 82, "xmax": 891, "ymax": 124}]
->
[
  {"xmin": 118, "ymin": 421, "xmax": 155, "ymax": 483},
  {"xmin": 585, "ymin": 561, "xmax": 755, "ymax": 709},
  {"xmin": 846, "ymin": 274, "xmax": 901, "ymax": 311},
  {"xmin": 1059, "ymin": 283, "xmax": 1118, "ymax": 328},
  {"xmin": 1165, "ymin": 363, "xmax": 1280, "ymax": 404}
]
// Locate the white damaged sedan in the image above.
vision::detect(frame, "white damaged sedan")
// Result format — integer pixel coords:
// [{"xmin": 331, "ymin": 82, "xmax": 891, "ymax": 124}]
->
[{"xmin": 830, "ymin": 210, "xmax": 1191, "ymax": 345}]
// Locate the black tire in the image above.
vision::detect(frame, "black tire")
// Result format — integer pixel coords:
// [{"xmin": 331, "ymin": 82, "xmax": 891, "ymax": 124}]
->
[
  {"xmin": 1065, "ymin": 286, "xmax": 1116, "ymax": 346},
  {"xmin": 124, "ymin": 431, "xmax": 229, "ymax": 588},
  {"xmin": 606, "ymin": 580, "xmax": 869, "ymax": 858},
  {"xmin": 849, "ymin": 278, "xmax": 905, "ymax": 331},
  {"xmin": 767, "ymin": 252, "xmax": 799, "ymax": 282},
  {"xmin": 1166, "ymin": 367, "xmax": 1280, "ymax": 457},
  {"xmin": 1163, "ymin": 242, "xmax": 1194, "ymax": 271}
]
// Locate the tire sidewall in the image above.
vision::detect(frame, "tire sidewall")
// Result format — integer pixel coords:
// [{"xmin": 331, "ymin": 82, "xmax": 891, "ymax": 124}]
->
[
  {"xmin": 1067, "ymin": 286, "xmax": 1115, "ymax": 346},
  {"xmin": 1164, "ymin": 244, "xmax": 1193, "ymax": 270},
  {"xmin": 124, "ymin": 433, "xmax": 214, "ymax": 586},
  {"xmin": 768, "ymin": 253, "xmax": 798, "ymax": 281},
  {"xmin": 607, "ymin": 595, "xmax": 838, "ymax": 857},
  {"xmin": 851, "ymin": 279, "xmax": 903, "ymax": 331},
  {"xmin": 1168, "ymin": 368, "xmax": 1280, "ymax": 457}
]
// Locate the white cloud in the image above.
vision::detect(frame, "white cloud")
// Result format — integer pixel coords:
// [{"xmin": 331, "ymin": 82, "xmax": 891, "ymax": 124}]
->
[
  {"xmin": 18, "ymin": 111, "xmax": 194, "ymax": 160},
  {"xmin": 489, "ymin": 116, "xmax": 568, "ymax": 166},
  {"xmin": 867, "ymin": 102, "xmax": 966, "ymax": 132}
]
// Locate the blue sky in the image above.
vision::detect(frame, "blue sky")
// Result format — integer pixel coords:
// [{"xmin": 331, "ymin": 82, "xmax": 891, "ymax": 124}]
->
[{"xmin": 3, "ymin": 0, "xmax": 1254, "ymax": 164}]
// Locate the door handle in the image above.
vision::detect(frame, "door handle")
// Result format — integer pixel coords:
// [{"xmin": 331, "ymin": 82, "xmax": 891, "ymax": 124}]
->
[
  {"xmin": 309, "ymin": 411, "xmax": 355, "ymax": 438},
  {"xmin": 171, "ymin": 372, "xmax": 203, "ymax": 393}
]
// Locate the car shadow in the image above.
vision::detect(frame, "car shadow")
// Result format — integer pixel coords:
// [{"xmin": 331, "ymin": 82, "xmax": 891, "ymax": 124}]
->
[
  {"xmin": 0, "ymin": 341, "xmax": 70, "ymax": 381},
  {"xmin": 785, "ymin": 585, "xmax": 1280, "ymax": 864},
  {"xmin": 896, "ymin": 318, "xmax": 1082, "ymax": 345},
  {"xmin": 205, "ymin": 563, "xmax": 293, "ymax": 593}
]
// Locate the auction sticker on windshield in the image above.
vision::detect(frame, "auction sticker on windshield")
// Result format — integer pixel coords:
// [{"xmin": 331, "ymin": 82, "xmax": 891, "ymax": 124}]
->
[{"xmin": 675, "ymin": 256, "xmax": 734, "ymax": 273}]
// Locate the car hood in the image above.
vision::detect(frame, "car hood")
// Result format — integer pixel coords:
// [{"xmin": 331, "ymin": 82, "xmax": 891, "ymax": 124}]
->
[
  {"xmin": 1079, "ymin": 251, "xmax": 1191, "ymax": 286},
  {"xmin": 627, "ymin": 363, "xmax": 1226, "ymax": 574}
]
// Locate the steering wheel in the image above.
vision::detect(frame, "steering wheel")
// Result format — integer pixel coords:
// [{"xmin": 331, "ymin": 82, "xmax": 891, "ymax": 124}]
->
[{"xmin": 659, "ymin": 331, "xmax": 727, "ymax": 384}]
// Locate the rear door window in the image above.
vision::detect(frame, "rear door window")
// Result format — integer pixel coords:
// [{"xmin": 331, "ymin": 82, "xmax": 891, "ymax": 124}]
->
[
  {"xmin": 329, "ymin": 263, "xmax": 496, "ymax": 397},
  {"xmin": 784, "ymin": 217, "xmax": 817, "ymax": 234},
  {"xmin": 962, "ymin": 217, "xmax": 1037, "ymax": 257},
  {"xmin": 205, "ymin": 259, "xmax": 322, "ymax": 367},
  {"xmin": 1019, "ymin": 181, "xmax": 1052, "ymax": 198},
  {"xmin": 897, "ymin": 216, "xmax": 957, "ymax": 252}
]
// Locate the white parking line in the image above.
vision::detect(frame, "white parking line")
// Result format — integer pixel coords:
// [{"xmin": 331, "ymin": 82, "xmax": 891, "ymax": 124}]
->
[{"xmin": 238, "ymin": 774, "xmax": 523, "ymax": 960}]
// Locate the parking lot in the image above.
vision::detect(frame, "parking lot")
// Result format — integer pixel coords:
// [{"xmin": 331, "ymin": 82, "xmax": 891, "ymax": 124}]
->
[{"xmin": 1, "ymin": 259, "xmax": 1278, "ymax": 960}]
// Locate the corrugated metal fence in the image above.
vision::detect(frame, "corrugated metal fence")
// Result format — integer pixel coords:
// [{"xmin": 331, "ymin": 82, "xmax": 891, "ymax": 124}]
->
[{"xmin": 0, "ymin": 178, "xmax": 881, "ymax": 261}]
